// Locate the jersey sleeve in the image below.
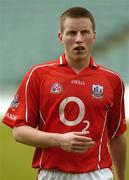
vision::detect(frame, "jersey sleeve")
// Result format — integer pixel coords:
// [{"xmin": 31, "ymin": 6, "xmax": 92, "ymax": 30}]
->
[
  {"xmin": 2, "ymin": 66, "xmax": 40, "ymax": 128},
  {"xmin": 107, "ymin": 78, "xmax": 127, "ymax": 139}
]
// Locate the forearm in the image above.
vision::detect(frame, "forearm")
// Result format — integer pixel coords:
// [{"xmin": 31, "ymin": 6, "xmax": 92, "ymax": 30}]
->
[
  {"xmin": 13, "ymin": 125, "xmax": 95, "ymax": 153},
  {"xmin": 109, "ymin": 134, "xmax": 127, "ymax": 180},
  {"xmin": 13, "ymin": 126, "xmax": 60, "ymax": 148}
]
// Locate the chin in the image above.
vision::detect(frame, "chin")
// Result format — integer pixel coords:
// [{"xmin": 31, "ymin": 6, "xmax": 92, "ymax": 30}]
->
[{"xmin": 73, "ymin": 54, "xmax": 87, "ymax": 60}]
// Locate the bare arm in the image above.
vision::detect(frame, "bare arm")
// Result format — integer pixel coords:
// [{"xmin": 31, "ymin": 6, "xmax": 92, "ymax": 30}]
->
[
  {"xmin": 108, "ymin": 133, "xmax": 127, "ymax": 180},
  {"xmin": 13, "ymin": 126, "xmax": 95, "ymax": 153}
]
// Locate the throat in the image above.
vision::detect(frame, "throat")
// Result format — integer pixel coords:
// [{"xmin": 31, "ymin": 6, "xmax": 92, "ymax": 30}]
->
[{"xmin": 68, "ymin": 59, "xmax": 90, "ymax": 73}]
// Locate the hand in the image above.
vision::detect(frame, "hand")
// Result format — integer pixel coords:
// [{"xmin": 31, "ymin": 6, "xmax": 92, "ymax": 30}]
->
[{"xmin": 58, "ymin": 131, "xmax": 95, "ymax": 153}]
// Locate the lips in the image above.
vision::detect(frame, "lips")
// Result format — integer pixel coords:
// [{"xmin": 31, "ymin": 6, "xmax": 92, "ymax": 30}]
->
[{"xmin": 74, "ymin": 46, "xmax": 85, "ymax": 50}]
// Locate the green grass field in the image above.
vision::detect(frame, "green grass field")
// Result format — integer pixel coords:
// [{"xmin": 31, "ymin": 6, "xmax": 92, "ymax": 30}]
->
[
  {"xmin": 0, "ymin": 123, "xmax": 36, "ymax": 180},
  {"xmin": 0, "ymin": 122, "xmax": 129, "ymax": 180}
]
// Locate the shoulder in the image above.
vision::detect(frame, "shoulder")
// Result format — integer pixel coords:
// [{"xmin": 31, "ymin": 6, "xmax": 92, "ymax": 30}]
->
[
  {"xmin": 30, "ymin": 58, "xmax": 59, "ymax": 72},
  {"xmin": 21, "ymin": 58, "xmax": 59, "ymax": 84},
  {"xmin": 97, "ymin": 64, "xmax": 123, "ymax": 84},
  {"xmin": 27, "ymin": 58, "xmax": 59, "ymax": 76}
]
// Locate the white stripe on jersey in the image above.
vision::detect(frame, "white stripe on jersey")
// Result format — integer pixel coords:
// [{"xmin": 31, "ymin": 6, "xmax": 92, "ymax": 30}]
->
[
  {"xmin": 99, "ymin": 67, "xmax": 124, "ymax": 139},
  {"xmin": 25, "ymin": 63, "xmax": 57, "ymax": 123},
  {"xmin": 60, "ymin": 56, "xmax": 63, "ymax": 65},
  {"xmin": 39, "ymin": 149, "xmax": 44, "ymax": 169},
  {"xmin": 39, "ymin": 110, "xmax": 46, "ymax": 125},
  {"xmin": 39, "ymin": 110, "xmax": 46, "ymax": 168},
  {"xmin": 97, "ymin": 111, "xmax": 108, "ymax": 169}
]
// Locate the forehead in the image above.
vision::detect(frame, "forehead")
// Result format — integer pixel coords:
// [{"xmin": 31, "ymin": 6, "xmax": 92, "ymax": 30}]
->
[{"xmin": 63, "ymin": 17, "xmax": 93, "ymax": 31}]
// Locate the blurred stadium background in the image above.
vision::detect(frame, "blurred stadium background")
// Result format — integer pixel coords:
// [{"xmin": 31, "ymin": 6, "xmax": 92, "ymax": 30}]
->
[{"xmin": 0, "ymin": 0, "xmax": 129, "ymax": 180}]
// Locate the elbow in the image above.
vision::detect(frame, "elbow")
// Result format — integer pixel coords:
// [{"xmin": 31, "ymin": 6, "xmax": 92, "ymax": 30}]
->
[{"xmin": 13, "ymin": 126, "xmax": 24, "ymax": 143}]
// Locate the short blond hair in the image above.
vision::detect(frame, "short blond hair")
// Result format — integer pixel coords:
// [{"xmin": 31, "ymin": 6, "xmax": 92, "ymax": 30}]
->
[{"xmin": 60, "ymin": 7, "xmax": 96, "ymax": 32}]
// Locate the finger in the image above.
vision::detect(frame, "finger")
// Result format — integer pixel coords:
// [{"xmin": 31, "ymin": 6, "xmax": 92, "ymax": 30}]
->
[
  {"xmin": 73, "ymin": 131, "xmax": 89, "ymax": 136},
  {"xmin": 66, "ymin": 141, "xmax": 95, "ymax": 153},
  {"xmin": 72, "ymin": 131, "xmax": 93, "ymax": 142},
  {"xmin": 84, "ymin": 141, "xmax": 96, "ymax": 148},
  {"xmin": 72, "ymin": 145, "xmax": 89, "ymax": 151},
  {"xmin": 72, "ymin": 140, "xmax": 95, "ymax": 146},
  {"xmin": 71, "ymin": 149, "xmax": 89, "ymax": 153},
  {"xmin": 74, "ymin": 136, "xmax": 93, "ymax": 142}
]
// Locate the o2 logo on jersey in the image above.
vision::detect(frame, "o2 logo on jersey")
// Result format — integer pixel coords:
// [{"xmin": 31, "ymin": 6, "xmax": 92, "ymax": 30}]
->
[{"xmin": 59, "ymin": 96, "xmax": 90, "ymax": 131}]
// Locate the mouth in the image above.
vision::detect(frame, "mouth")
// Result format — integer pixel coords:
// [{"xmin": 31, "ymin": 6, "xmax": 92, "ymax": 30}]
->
[{"xmin": 74, "ymin": 46, "xmax": 85, "ymax": 50}]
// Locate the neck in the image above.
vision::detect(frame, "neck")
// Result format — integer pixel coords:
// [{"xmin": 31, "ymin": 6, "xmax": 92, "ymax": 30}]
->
[{"xmin": 66, "ymin": 55, "xmax": 91, "ymax": 73}]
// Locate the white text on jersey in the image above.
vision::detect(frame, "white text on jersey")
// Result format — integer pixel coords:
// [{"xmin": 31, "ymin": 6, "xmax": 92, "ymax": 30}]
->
[{"xmin": 71, "ymin": 80, "xmax": 85, "ymax": 86}]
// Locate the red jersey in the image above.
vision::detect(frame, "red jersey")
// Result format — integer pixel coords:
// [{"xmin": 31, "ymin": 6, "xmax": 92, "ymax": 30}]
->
[{"xmin": 3, "ymin": 54, "xmax": 127, "ymax": 173}]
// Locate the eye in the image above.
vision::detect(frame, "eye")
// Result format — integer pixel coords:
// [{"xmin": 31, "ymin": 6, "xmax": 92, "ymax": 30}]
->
[
  {"xmin": 81, "ymin": 30, "xmax": 90, "ymax": 35},
  {"xmin": 68, "ymin": 31, "xmax": 76, "ymax": 36}
]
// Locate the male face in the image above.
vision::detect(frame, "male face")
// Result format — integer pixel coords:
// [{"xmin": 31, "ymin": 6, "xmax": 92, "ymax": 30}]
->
[{"xmin": 58, "ymin": 17, "xmax": 96, "ymax": 62}]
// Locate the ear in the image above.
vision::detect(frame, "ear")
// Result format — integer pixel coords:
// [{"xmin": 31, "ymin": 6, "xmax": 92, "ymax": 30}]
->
[
  {"xmin": 93, "ymin": 31, "xmax": 96, "ymax": 43},
  {"xmin": 58, "ymin": 32, "xmax": 63, "ymax": 43}
]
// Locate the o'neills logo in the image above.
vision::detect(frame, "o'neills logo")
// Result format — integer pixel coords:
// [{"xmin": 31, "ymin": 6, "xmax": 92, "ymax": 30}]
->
[
  {"xmin": 92, "ymin": 84, "xmax": 103, "ymax": 98},
  {"xmin": 50, "ymin": 82, "xmax": 63, "ymax": 94}
]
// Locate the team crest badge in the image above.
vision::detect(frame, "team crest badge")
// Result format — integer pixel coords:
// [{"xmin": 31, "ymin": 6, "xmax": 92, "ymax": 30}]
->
[
  {"xmin": 92, "ymin": 84, "xmax": 103, "ymax": 98},
  {"xmin": 10, "ymin": 94, "xmax": 19, "ymax": 110},
  {"xmin": 51, "ymin": 82, "xmax": 63, "ymax": 94}
]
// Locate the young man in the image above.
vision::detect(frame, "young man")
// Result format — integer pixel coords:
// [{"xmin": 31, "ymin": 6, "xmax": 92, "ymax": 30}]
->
[{"xmin": 3, "ymin": 7, "xmax": 127, "ymax": 180}]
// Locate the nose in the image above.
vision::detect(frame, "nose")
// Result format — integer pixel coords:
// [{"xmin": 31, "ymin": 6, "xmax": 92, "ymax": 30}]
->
[{"xmin": 75, "ymin": 32, "xmax": 83, "ymax": 44}]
